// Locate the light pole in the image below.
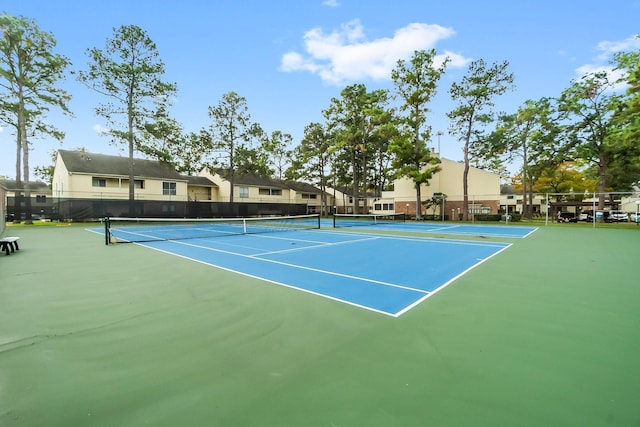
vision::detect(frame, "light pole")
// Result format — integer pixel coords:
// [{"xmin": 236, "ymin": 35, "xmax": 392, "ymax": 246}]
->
[
  {"xmin": 436, "ymin": 131, "xmax": 443, "ymax": 155},
  {"xmin": 406, "ymin": 203, "xmax": 409, "ymax": 219}
]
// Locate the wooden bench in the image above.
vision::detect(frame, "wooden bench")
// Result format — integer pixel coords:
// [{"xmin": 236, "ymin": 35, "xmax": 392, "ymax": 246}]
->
[{"xmin": 0, "ymin": 237, "xmax": 20, "ymax": 255}]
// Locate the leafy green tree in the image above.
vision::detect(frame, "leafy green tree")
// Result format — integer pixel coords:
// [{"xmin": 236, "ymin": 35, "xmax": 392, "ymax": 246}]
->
[
  {"xmin": 390, "ymin": 49, "xmax": 447, "ymax": 219},
  {"xmin": 261, "ymin": 130, "xmax": 292, "ymax": 180},
  {"xmin": 0, "ymin": 13, "xmax": 71, "ymax": 222},
  {"xmin": 140, "ymin": 107, "xmax": 185, "ymax": 165},
  {"xmin": 487, "ymin": 98, "xmax": 564, "ymax": 218},
  {"xmin": 610, "ymin": 36, "xmax": 640, "ymax": 189},
  {"xmin": 78, "ymin": 24, "xmax": 177, "ymax": 211},
  {"xmin": 370, "ymin": 118, "xmax": 397, "ymax": 196},
  {"xmin": 176, "ymin": 130, "xmax": 212, "ymax": 175},
  {"xmin": 557, "ymin": 71, "xmax": 622, "ymax": 208},
  {"xmin": 207, "ymin": 91, "xmax": 262, "ymax": 203},
  {"xmin": 323, "ymin": 84, "xmax": 390, "ymax": 214},
  {"xmin": 532, "ymin": 162, "xmax": 597, "ymax": 202},
  {"xmin": 286, "ymin": 122, "xmax": 333, "ymax": 215},
  {"xmin": 423, "ymin": 193, "xmax": 447, "ymax": 218},
  {"xmin": 448, "ymin": 59, "xmax": 514, "ymax": 220},
  {"xmin": 613, "ymin": 36, "xmax": 640, "ymax": 147},
  {"xmin": 234, "ymin": 131, "xmax": 272, "ymax": 177},
  {"xmin": 33, "ymin": 149, "xmax": 60, "ymax": 186}
]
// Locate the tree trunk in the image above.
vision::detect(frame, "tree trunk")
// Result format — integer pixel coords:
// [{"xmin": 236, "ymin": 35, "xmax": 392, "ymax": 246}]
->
[
  {"xmin": 352, "ymin": 150, "xmax": 359, "ymax": 214},
  {"xmin": 22, "ymin": 136, "xmax": 33, "ymax": 224},
  {"xmin": 14, "ymin": 125, "xmax": 22, "ymax": 223},
  {"xmin": 597, "ymin": 148, "xmax": 606, "ymax": 210},
  {"xmin": 462, "ymin": 142, "xmax": 470, "ymax": 221},
  {"xmin": 415, "ymin": 160, "xmax": 422, "ymax": 220},
  {"xmin": 128, "ymin": 102, "xmax": 136, "ymax": 216}
]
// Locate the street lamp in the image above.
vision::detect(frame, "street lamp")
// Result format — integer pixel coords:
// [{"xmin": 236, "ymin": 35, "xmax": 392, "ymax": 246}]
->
[
  {"xmin": 436, "ymin": 131, "xmax": 443, "ymax": 155},
  {"xmin": 405, "ymin": 203, "xmax": 409, "ymax": 219}
]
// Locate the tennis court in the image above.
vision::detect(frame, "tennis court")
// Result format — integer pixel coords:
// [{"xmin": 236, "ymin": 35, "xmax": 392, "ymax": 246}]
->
[
  {"xmin": 331, "ymin": 213, "xmax": 538, "ymax": 238},
  {"xmin": 2, "ymin": 222, "xmax": 639, "ymax": 427},
  {"xmin": 98, "ymin": 216, "xmax": 513, "ymax": 316}
]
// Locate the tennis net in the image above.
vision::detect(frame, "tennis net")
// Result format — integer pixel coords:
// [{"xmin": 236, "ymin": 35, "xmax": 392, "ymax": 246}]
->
[
  {"xmin": 105, "ymin": 214, "xmax": 321, "ymax": 244},
  {"xmin": 332, "ymin": 213, "xmax": 407, "ymax": 228}
]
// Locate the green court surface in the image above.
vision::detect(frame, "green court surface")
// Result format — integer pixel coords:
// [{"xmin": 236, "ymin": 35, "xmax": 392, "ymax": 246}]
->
[{"xmin": 1, "ymin": 224, "xmax": 639, "ymax": 426}]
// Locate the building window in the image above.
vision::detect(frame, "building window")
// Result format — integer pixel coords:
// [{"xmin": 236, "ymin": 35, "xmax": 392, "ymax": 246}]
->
[
  {"xmin": 259, "ymin": 188, "xmax": 282, "ymax": 196},
  {"xmin": 162, "ymin": 182, "xmax": 177, "ymax": 196},
  {"xmin": 239, "ymin": 186, "xmax": 249, "ymax": 198},
  {"xmin": 301, "ymin": 193, "xmax": 317, "ymax": 199},
  {"xmin": 134, "ymin": 180, "xmax": 145, "ymax": 189},
  {"xmin": 375, "ymin": 203, "xmax": 394, "ymax": 211},
  {"xmin": 92, "ymin": 177, "xmax": 106, "ymax": 187}
]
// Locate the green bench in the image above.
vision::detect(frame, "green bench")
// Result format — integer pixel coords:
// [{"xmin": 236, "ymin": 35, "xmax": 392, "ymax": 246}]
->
[{"xmin": 0, "ymin": 237, "xmax": 20, "ymax": 255}]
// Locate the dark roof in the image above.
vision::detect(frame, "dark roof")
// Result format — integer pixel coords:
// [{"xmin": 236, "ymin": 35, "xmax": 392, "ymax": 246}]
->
[
  {"xmin": 212, "ymin": 169, "xmax": 324, "ymax": 193},
  {"xmin": 332, "ymin": 186, "xmax": 379, "ymax": 198},
  {"xmin": 0, "ymin": 179, "xmax": 50, "ymax": 192},
  {"xmin": 182, "ymin": 175, "xmax": 218, "ymax": 187},
  {"xmin": 216, "ymin": 170, "xmax": 288, "ymax": 189},
  {"xmin": 500, "ymin": 184, "xmax": 517, "ymax": 194},
  {"xmin": 58, "ymin": 150, "xmax": 184, "ymax": 180},
  {"xmin": 285, "ymin": 181, "xmax": 322, "ymax": 193}
]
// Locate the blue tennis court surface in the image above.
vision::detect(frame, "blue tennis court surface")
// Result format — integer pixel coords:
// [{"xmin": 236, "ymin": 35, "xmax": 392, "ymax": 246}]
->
[
  {"xmin": 329, "ymin": 219, "xmax": 538, "ymax": 238},
  {"xmin": 125, "ymin": 229, "xmax": 512, "ymax": 317}
]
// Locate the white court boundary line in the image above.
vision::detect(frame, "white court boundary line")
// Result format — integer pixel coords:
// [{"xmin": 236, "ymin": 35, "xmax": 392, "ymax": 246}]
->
[
  {"xmin": 91, "ymin": 227, "xmax": 512, "ymax": 317},
  {"xmin": 394, "ymin": 242, "xmax": 513, "ymax": 316},
  {"xmin": 341, "ymin": 222, "xmax": 539, "ymax": 239},
  {"xmin": 167, "ymin": 238, "xmax": 430, "ymax": 294}
]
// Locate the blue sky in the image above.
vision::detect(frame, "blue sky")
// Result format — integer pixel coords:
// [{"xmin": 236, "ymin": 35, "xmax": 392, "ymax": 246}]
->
[{"xmin": 1, "ymin": 0, "xmax": 639, "ymax": 179}]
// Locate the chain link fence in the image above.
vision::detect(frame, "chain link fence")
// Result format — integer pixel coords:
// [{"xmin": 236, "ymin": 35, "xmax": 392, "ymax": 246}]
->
[{"xmin": 6, "ymin": 195, "xmax": 309, "ymax": 221}]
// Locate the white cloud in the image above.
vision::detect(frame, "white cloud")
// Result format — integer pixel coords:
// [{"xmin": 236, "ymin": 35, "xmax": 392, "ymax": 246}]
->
[
  {"xmin": 575, "ymin": 64, "xmax": 628, "ymax": 92},
  {"xmin": 322, "ymin": 0, "xmax": 339, "ymax": 7},
  {"xmin": 280, "ymin": 20, "xmax": 469, "ymax": 85},
  {"xmin": 574, "ymin": 35, "xmax": 639, "ymax": 92},
  {"xmin": 594, "ymin": 35, "xmax": 640, "ymax": 61},
  {"xmin": 92, "ymin": 124, "xmax": 110, "ymax": 135}
]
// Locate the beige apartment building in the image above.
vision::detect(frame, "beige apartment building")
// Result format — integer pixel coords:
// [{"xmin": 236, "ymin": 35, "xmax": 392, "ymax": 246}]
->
[
  {"xmin": 52, "ymin": 150, "xmax": 207, "ymax": 201},
  {"xmin": 200, "ymin": 168, "xmax": 330, "ymax": 214},
  {"xmin": 372, "ymin": 157, "xmax": 501, "ymax": 219},
  {"xmin": 49, "ymin": 149, "xmax": 505, "ymax": 220}
]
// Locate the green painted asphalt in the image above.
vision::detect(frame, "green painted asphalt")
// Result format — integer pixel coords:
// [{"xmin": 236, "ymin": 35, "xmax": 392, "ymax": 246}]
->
[{"xmin": 1, "ymin": 224, "xmax": 639, "ymax": 426}]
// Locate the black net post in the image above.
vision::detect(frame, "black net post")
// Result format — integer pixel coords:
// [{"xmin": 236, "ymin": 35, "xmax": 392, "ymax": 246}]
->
[{"xmin": 104, "ymin": 216, "xmax": 110, "ymax": 245}]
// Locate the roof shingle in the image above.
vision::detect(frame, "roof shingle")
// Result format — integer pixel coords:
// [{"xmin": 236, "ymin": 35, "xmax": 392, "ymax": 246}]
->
[{"xmin": 59, "ymin": 150, "xmax": 184, "ymax": 180}]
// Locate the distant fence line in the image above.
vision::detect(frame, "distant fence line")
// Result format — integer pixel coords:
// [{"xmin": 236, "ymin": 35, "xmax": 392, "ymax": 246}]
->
[
  {"xmin": 5, "ymin": 190, "xmax": 639, "ymax": 222},
  {"xmin": 6, "ymin": 196, "xmax": 309, "ymax": 221}
]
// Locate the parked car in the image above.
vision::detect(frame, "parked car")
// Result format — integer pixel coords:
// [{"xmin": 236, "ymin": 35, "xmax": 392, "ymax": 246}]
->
[
  {"xmin": 629, "ymin": 212, "xmax": 639, "ymax": 223},
  {"xmin": 556, "ymin": 211, "xmax": 577, "ymax": 223},
  {"xmin": 578, "ymin": 211, "xmax": 590, "ymax": 221},
  {"xmin": 608, "ymin": 210, "xmax": 629, "ymax": 222},
  {"xmin": 583, "ymin": 210, "xmax": 629, "ymax": 223}
]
